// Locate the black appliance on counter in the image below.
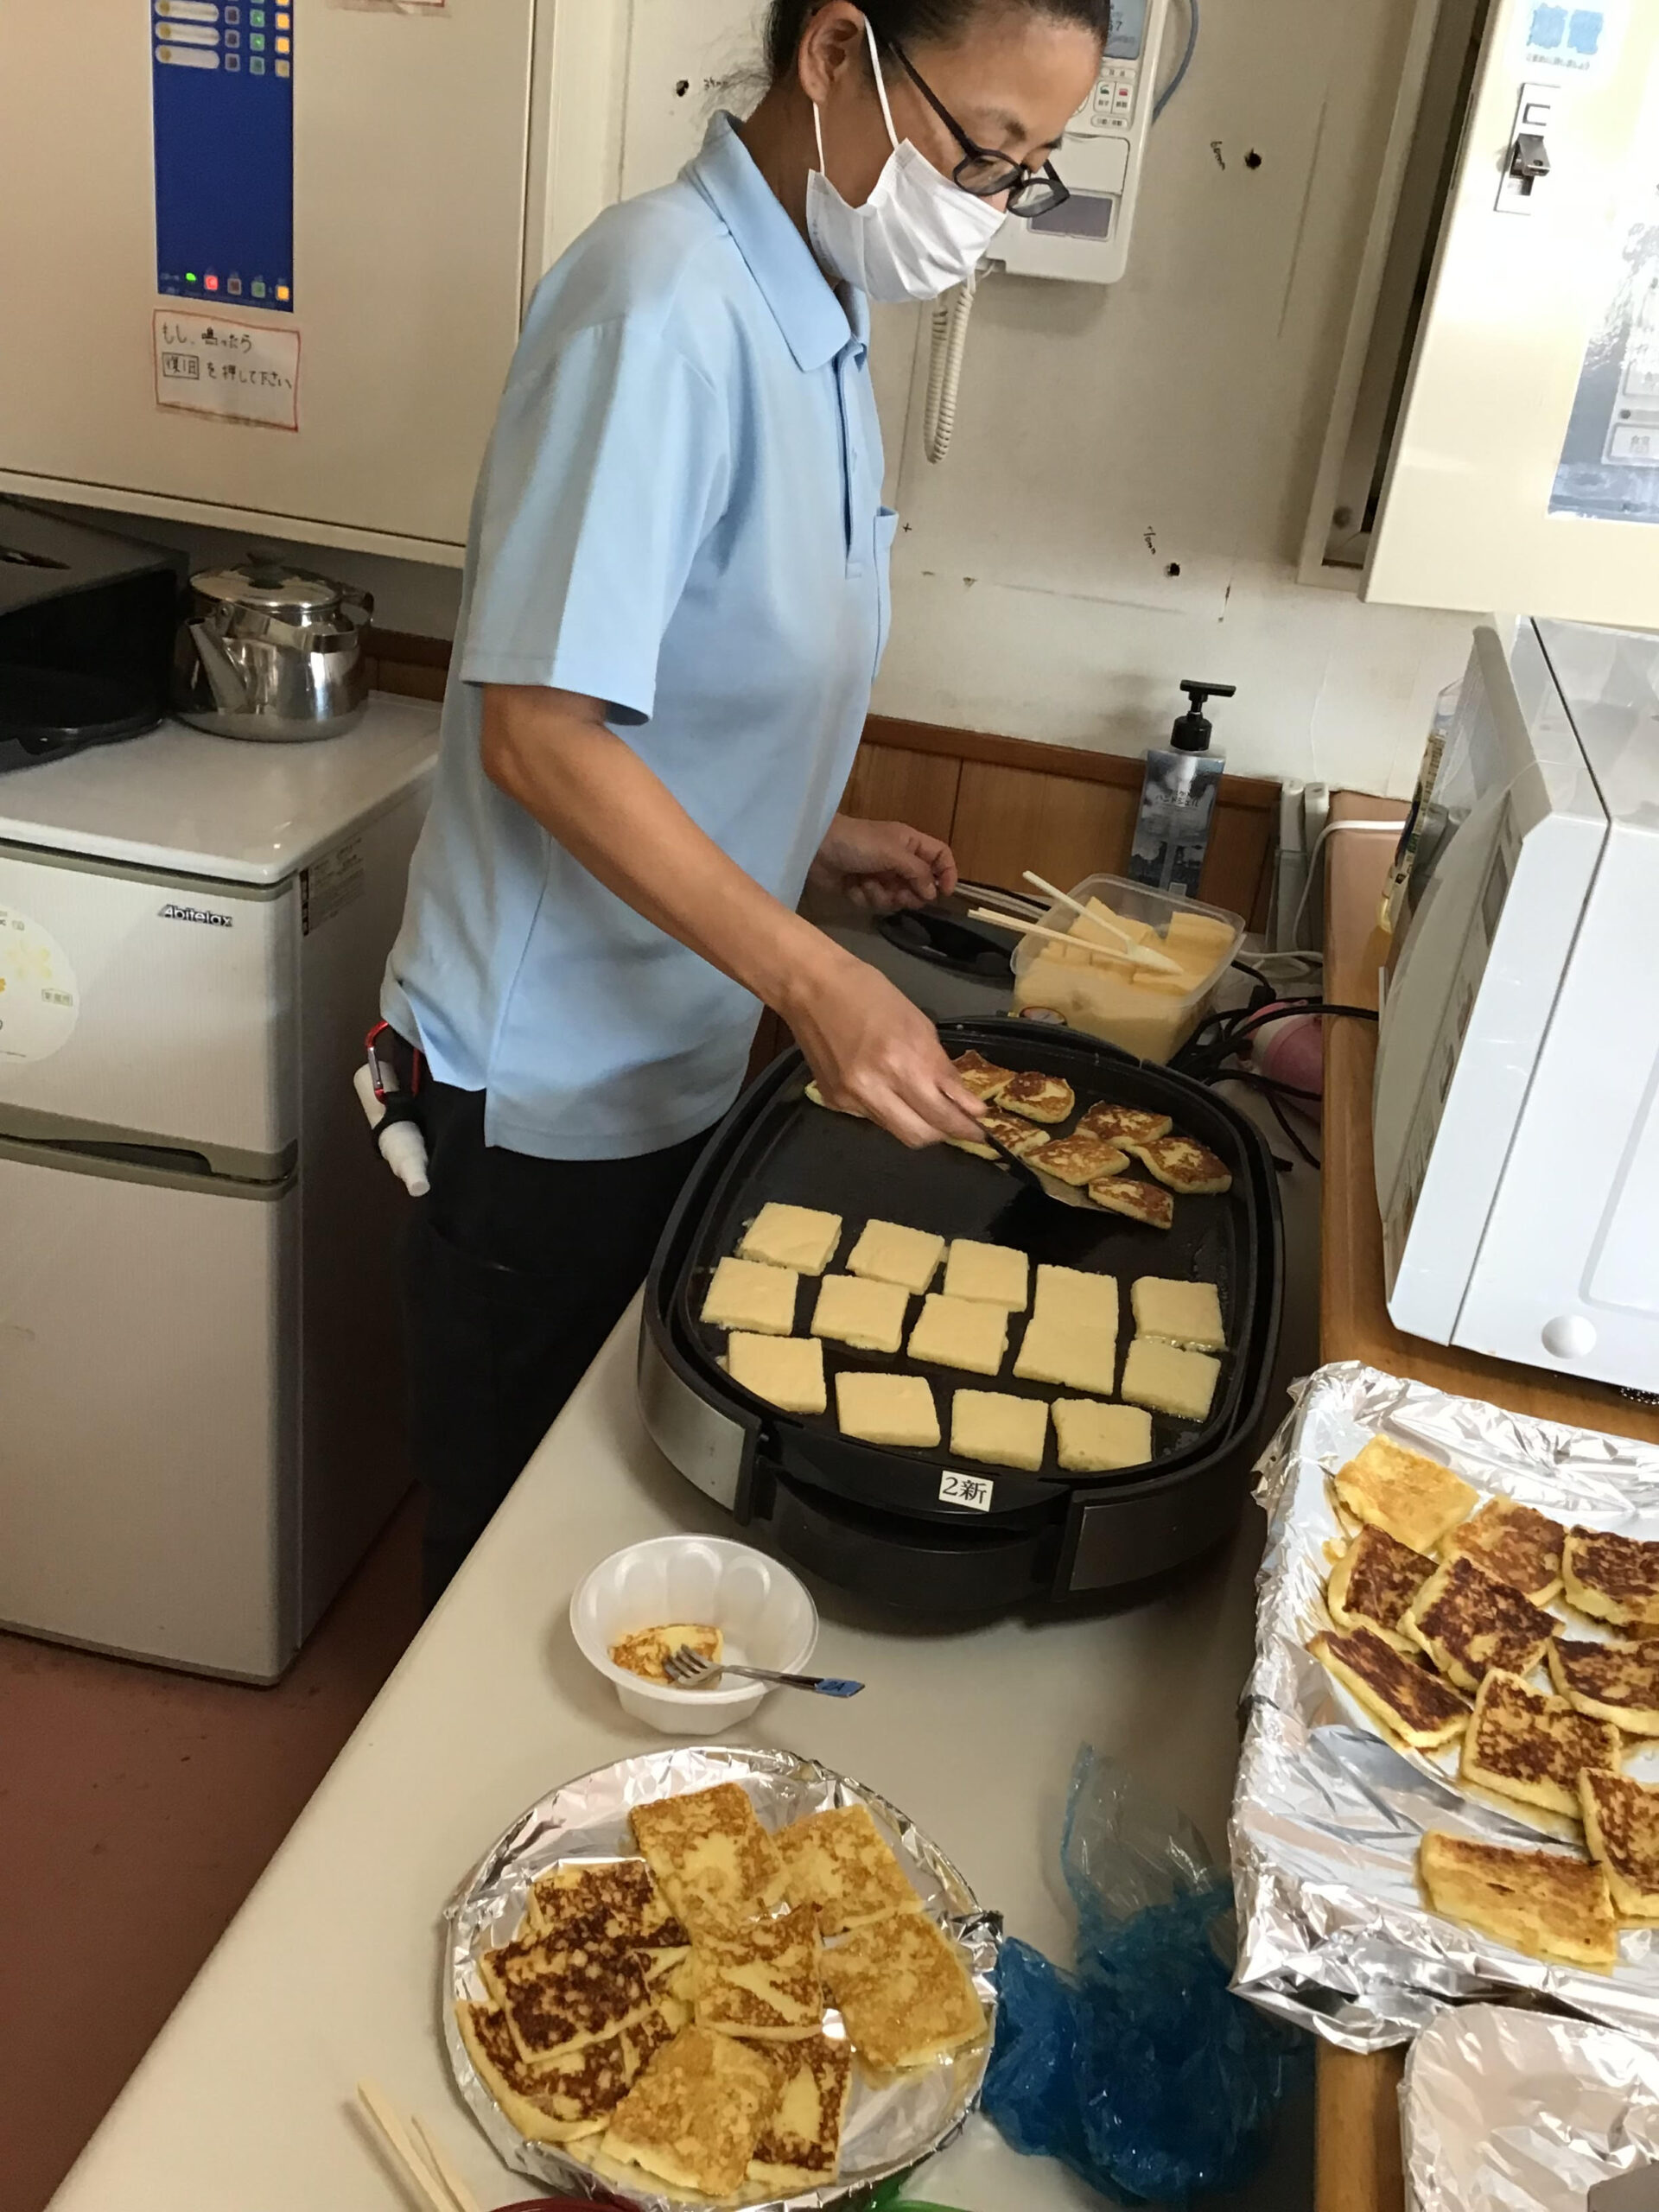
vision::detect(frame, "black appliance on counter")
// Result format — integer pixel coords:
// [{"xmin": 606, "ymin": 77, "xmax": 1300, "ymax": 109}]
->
[
  {"xmin": 0, "ymin": 503, "xmax": 183, "ymax": 772},
  {"xmin": 640, "ymin": 1017, "xmax": 1283, "ymax": 1618}
]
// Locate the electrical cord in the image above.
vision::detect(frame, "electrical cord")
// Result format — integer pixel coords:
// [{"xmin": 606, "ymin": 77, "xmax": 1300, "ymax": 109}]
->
[
  {"xmin": 1153, "ymin": 0, "xmax": 1199, "ymax": 120},
  {"xmin": 1289, "ymin": 818, "xmax": 1405, "ymax": 950}
]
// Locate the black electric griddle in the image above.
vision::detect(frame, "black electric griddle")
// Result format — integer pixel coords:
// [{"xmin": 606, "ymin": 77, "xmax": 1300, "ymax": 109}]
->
[{"xmin": 639, "ymin": 1018, "xmax": 1283, "ymax": 1618}]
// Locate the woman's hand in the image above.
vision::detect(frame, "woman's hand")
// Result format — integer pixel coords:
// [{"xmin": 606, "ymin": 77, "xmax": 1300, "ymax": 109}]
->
[
  {"xmin": 782, "ymin": 942, "xmax": 984, "ymax": 1148},
  {"xmin": 809, "ymin": 815, "xmax": 958, "ymax": 913}
]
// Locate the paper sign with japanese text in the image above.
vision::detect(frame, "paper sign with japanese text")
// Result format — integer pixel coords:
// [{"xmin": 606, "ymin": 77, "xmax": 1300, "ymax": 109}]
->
[{"xmin": 153, "ymin": 310, "xmax": 301, "ymax": 431}]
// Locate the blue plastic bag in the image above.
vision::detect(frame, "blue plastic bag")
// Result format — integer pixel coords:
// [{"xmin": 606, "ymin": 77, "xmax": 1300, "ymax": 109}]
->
[{"xmin": 982, "ymin": 1747, "xmax": 1306, "ymax": 2206}]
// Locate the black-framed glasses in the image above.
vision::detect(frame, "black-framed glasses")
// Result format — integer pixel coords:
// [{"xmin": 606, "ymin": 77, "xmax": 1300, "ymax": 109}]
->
[{"xmin": 871, "ymin": 24, "xmax": 1071, "ymax": 219}]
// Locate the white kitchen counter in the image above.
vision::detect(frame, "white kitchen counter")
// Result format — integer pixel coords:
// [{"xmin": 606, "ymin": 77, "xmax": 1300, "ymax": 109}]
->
[{"xmin": 45, "ymin": 1275, "xmax": 1310, "ymax": 2212}]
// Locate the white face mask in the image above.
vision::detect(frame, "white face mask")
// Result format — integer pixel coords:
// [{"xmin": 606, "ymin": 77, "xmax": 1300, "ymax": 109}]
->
[{"xmin": 805, "ymin": 17, "xmax": 1007, "ymax": 304}]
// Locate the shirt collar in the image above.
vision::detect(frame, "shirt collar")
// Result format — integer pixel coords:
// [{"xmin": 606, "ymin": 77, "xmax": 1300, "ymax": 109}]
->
[{"xmin": 686, "ymin": 113, "xmax": 858, "ymax": 373}]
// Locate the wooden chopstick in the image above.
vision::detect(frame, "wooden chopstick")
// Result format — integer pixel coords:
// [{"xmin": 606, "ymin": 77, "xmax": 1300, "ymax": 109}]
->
[
  {"xmin": 1020, "ymin": 870, "xmax": 1185, "ymax": 975},
  {"xmin": 410, "ymin": 2114, "xmax": 486, "ymax": 2212},
  {"xmin": 966, "ymin": 907, "xmax": 1132, "ymax": 963},
  {"xmin": 356, "ymin": 2081, "xmax": 454, "ymax": 2212}
]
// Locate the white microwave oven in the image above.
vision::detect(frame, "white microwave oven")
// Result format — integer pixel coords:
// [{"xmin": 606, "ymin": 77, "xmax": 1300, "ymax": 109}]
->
[{"xmin": 1375, "ymin": 617, "xmax": 1659, "ymax": 1395}]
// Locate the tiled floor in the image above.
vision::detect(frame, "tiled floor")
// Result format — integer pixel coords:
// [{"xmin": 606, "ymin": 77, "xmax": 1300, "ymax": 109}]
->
[{"xmin": 0, "ymin": 1497, "xmax": 423, "ymax": 2212}]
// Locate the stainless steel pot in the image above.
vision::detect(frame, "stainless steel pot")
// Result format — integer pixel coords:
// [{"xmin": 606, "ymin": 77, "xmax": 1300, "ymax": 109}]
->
[{"xmin": 171, "ymin": 562, "xmax": 372, "ymax": 741}]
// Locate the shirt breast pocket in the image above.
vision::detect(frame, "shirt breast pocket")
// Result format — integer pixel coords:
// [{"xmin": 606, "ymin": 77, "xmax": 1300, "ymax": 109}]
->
[{"xmin": 874, "ymin": 505, "xmax": 899, "ymax": 672}]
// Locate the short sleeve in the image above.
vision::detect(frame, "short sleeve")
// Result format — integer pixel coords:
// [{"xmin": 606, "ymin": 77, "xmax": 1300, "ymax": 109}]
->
[{"xmin": 459, "ymin": 318, "xmax": 730, "ymax": 724}]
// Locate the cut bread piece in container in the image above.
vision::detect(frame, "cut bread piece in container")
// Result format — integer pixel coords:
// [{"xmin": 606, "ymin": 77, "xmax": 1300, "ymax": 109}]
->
[
  {"xmin": 1459, "ymin": 1669, "xmax": 1622, "ymax": 1818},
  {"xmin": 601, "ymin": 2024, "xmax": 784, "ymax": 2199},
  {"xmin": 1052, "ymin": 1398, "xmax": 1153, "ymax": 1473},
  {"xmin": 1404, "ymin": 1556, "xmax": 1556, "ymax": 1694},
  {"xmin": 1564, "ymin": 1527, "xmax": 1659, "ymax": 1633},
  {"xmin": 1442, "ymin": 1497, "xmax": 1565, "ymax": 1606},
  {"xmin": 1120, "ymin": 1337, "xmax": 1220, "ymax": 1423},
  {"xmin": 1130, "ymin": 1276, "xmax": 1226, "ymax": 1351},
  {"xmin": 725, "ymin": 1332, "xmax": 827, "ymax": 1415},
  {"xmin": 1325, "ymin": 1525, "xmax": 1434, "ymax": 1653},
  {"xmin": 1549, "ymin": 1637, "xmax": 1659, "ymax": 1736}
]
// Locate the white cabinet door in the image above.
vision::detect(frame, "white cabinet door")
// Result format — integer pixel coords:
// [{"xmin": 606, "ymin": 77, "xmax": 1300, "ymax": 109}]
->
[
  {"xmin": 0, "ymin": 0, "xmax": 534, "ymax": 558},
  {"xmin": 0, "ymin": 1149, "xmax": 298, "ymax": 1680},
  {"xmin": 1367, "ymin": 0, "xmax": 1659, "ymax": 624}
]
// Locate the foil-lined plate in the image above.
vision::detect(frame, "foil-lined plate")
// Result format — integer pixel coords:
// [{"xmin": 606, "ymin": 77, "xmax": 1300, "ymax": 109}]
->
[
  {"xmin": 442, "ymin": 1743, "xmax": 1001, "ymax": 2209},
  {"xmin": 1230, "ymin": 1361, "xmax": 1659, "ymax": 2052},
  {"xmin": 1402, "ymin": 2005, "xmax": 1659, "ymax": 2209}
]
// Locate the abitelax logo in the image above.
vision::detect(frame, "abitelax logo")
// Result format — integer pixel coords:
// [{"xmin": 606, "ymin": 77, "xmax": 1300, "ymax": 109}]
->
[{"xmin": 157, "ymin": 901, "xmax": 232, "ymax": 928}]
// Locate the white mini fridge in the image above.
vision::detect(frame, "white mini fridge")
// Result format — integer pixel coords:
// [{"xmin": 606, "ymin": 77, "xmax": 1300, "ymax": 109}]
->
[{"xmin": 0, "ymin": 696, "xmax": 438, "ymax": 1680}]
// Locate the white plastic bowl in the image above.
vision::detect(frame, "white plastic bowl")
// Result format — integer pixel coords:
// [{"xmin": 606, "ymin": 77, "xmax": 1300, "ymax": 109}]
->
[{"xmin": 569, "ymin": 1535, "xmax": 818, "ymax": 1734}]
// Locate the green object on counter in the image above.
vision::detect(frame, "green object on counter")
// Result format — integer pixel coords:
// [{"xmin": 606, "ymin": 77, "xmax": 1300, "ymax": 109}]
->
[{"xmin": 847, "ymin": 2179, "xmax": 969, "ymax": 2210}]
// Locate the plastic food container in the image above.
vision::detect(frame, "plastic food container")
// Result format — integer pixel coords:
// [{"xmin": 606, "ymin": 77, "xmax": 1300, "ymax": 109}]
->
[
  {"xmin": 1009, "ymin": 872, "xmax": 1243, "ymax": 1063},
  {"xmin": 569, "ymin": 1535, "xmax": 818, "ymax": 1734}
]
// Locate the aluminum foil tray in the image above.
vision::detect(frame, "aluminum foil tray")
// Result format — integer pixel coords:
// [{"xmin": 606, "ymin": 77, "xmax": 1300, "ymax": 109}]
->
[
  {"xmin": 442, "ymin": 1744, "xmax": 1001, "ymax": 2209},
  {"xmin": 1231, "ymin": 1360, "xmax": 1659, "ymax": 2051},
  {"xmin": 1402, "ymin": 2005, "xmax": 1659, "ymax": 2209}
]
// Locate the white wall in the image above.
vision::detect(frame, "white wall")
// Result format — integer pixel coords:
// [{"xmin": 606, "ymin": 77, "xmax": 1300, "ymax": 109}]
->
[
  {"xmin": 618, "ymin": 0, "xmax": 1475, "ymax": 797},
  {"xmin": 67, "ymin": 0, "xmax": 1473, "ymax": 797}
]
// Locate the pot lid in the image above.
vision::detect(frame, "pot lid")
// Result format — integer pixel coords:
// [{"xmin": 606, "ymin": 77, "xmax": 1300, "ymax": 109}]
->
[{"xmin": 191, "ymin": 561, "xmax": 349, "ymax": 616}]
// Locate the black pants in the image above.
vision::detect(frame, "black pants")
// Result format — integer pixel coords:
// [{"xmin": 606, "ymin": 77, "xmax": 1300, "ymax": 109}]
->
[{"xmin": 404, "ymin": 1082, "xmax": 715, "ymax": 1607}]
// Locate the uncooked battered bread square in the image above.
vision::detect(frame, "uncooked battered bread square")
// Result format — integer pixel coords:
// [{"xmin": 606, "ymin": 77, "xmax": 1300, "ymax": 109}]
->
[
  {"xmin": 737, "ymin": 1202, "xmax": 842, "ymax": 1275},
  {"xmin": 702, "ymin": 1255, "xmax": 799, "ymax": 1337},
  {"xmin": 1052, "ymin": 1398, "xmax": 1153, "ymax": 1472},
  {"xmin": 692, "ymin": 1904, "xmax": 824, "ymax": 2042},
  {"xmin": 950, "ymin": 1389, "xmax": 1048, "ymax": 1471},
  {"xmin": 834, "ymin": 1371, "xmax": 941, "ymax": 1449},
  {"xmin": 944, "ymin": 1239, "xmax": 1030, "ymax": 1310},
  {"xmin": 601, "ymin": 2024, "xmax": 783, "ymax": 2199},
  {"xmin": 748, "ymin": 2031, "xmax": 855, "ymax": 2191},
  {"xmin": 725, "ymin": 1332, "xmax": 828, "ymax": 1414},
  {"xmin": 1014, "ymin": 1317, "xmax": 1116, "ymax": 1397},
  {"xmin": 907, "ymin": 1293, "xmax": 1008, "ymax": 1376},
  {"xmin": 846, "ymin": 1219, "xmax": 946, "ymax": 1294},
  {"xmin": 810, "ymin": 1273, "xmax": 910, "ymax": 1355},
  {"xmin": 1119, "ymin": 1337, "xmax": 1219, "ymax": 1422},
  {"xmin": 480, "ymin": 1927, "xmax": 653, "ymax": 2064},
  {"xmin": 1130, "ymin": 1277, "xmax": 1226, "ymax": 1351},
  {"xmin": 629, "ymin": 1783, "xmax": 787, "ymax": 1936},
  {"xmin": 777, "ymin": 1801, "xmax": 922, "ymax": 1936},
  {"xmin": 821, "ymin": 1910, "xmax": 986, "ymax": 2070},
  {"xmin": 1033, "ymin": 1264, "xmax": 1119, "ymax": 1334}
]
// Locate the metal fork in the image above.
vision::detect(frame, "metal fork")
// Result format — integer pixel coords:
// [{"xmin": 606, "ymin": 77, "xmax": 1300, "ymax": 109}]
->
[{"xmin": 663, "ymin": 1646, "xmax": 864, "ymax": 1698}]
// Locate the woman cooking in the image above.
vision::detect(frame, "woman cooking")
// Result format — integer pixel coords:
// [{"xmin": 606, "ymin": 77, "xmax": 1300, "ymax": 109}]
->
[{"xmin": 383, "ymin": 0, "xmax": 1109, "ymax": 1600}]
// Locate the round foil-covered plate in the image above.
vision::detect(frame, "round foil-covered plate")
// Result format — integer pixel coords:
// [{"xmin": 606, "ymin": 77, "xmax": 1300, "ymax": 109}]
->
[{"xmin": 442, "ymin": 1744, "xmax": 1002, "ymax": 2210}]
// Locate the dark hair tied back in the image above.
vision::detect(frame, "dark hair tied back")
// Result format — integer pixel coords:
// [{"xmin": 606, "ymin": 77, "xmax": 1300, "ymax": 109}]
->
[{"xmin": 766, "ymin": 0, "xmax": 1114, "ymax": 78}]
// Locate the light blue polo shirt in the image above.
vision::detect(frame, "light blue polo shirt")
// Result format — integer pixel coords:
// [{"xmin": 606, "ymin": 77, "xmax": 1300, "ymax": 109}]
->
[{"xmin": 382, "ymin": 114, "xmax": 893, "ymax": 1160}]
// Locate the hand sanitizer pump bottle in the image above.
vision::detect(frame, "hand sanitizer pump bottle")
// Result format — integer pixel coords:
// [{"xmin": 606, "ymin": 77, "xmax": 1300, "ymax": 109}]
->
[{"xmin": 1128, "ymin": 679, "xmax": 1237, "ymax": 899}]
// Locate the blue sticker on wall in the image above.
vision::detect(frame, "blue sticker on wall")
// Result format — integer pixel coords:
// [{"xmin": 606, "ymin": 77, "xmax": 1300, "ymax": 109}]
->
[
  {"xmin": 1523, "ymin": 2, "xmax": 1618, "ymax": 75},
  {"xmin": 152, "ymin": 0, "xmax": 295, "ymax": 310}
]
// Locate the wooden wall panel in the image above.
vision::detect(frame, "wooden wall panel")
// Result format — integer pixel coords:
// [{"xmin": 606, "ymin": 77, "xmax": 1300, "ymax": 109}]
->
[
  {"xmin": 949, "ymin": 762, "xmax": 1141, "ymax": 896},
  {"xmin": 365, "ymin": 638, "xmax": 1281, "ymax": 931},
  {"xmin": 839, "ymin": 745, "xmax": 962, "ymax": 845}
]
